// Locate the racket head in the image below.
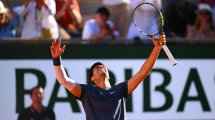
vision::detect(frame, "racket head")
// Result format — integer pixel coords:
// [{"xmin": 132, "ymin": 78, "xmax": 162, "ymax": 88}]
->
[{"xmin": 132, "ymin": 2, "xmax": 164, "ymax": 37}]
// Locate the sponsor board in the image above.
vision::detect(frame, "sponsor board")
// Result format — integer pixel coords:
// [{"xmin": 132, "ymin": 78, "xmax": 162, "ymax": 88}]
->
[{"xmin": 0, "ymin": 59, "xmax": 215, "ymax": 120}]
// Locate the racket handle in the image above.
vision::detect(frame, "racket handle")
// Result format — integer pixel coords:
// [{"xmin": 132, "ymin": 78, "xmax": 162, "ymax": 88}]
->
[{"xmin": 162, "ymin": 45, "xmax": 177, "ymax": 66}]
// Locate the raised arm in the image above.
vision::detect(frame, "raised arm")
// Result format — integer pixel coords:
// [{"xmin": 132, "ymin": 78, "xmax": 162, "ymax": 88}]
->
[
  {"xmin": 50, "ymin": 39, "xmax": 81, "ymax": 98},
  {"xmin": 127, "ymin": 34, "xmax": 166, "ymax": 95}
]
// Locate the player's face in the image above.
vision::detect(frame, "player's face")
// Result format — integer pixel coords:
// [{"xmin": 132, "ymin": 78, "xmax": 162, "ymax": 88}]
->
[
  {"xmin": 92, "ymin": 65, "xmax": 109, "ymax": 79},
  {"xmin": 31, "ymin": 87, "xmax": 44, "ymax": 104}
]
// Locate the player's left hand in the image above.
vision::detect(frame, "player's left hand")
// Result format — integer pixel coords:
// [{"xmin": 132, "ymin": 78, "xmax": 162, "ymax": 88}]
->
[{"xmin": 152, "ymin": 32, "xmax": 166, "ymax": 49}]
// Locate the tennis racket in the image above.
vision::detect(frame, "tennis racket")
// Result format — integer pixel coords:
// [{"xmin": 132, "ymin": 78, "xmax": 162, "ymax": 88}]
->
[{"xmin": 133, "ymin": 2, "xmax": 177, "ymax": 66}]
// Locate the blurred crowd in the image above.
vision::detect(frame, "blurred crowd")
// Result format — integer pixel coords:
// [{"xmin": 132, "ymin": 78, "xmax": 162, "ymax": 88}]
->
[{"xmin": 0, "ymin": 0, "xmax": 215, "ymax": 40}]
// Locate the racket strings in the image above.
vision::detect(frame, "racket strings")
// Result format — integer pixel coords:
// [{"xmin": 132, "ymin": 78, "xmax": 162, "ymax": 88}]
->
[{"xmin": 133, "ymin": 4, "xmax": 163, "ymax": 36}]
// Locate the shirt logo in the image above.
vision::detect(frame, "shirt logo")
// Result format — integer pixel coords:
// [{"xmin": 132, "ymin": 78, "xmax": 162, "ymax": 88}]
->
[{"xmin": 110, "ymin": 91, "xmax": 116, "ymax": 94}]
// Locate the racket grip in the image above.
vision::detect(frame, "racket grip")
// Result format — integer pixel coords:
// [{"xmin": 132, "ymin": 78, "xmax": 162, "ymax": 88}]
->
[{"xmin": 162, "ymin": 45, "xmax": 177, "ymax": 66}]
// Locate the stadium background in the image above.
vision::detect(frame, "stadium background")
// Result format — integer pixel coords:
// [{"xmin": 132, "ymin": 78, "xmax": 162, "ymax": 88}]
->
[{"xmin": 0, "ymin": 0, "xmax": 215, "ymax": 120}]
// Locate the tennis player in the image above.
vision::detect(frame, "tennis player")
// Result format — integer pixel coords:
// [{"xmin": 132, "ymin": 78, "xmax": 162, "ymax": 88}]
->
[{"xmin": 50, "ymin": 34, "xmax": 166, "ymax": 120}]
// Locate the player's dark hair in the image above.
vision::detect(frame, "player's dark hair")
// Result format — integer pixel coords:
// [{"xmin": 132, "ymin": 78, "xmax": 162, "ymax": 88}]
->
[
  {"xmin": 90, "ymin": 62, "xmax": 104, "ymax": 84},
  {"xmin": 96, "ymin": 6, "xmax": 110, "ymax": 17}
]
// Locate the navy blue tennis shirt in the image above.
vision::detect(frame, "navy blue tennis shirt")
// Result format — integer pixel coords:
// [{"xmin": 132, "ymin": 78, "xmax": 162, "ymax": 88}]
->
[{"xmin": 76, "ymin": 82, "xmax": 128, "ymax": 120}]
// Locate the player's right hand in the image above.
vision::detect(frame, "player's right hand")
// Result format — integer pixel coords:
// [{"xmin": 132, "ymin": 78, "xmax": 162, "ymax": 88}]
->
[{"xmin": 50, "ymin": 38, "xmax": 66, "ymax": 58}]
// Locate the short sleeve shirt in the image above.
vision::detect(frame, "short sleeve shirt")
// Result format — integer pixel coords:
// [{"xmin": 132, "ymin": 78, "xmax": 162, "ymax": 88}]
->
[
  {"xmin": 77, "ymin": 82, "xmax": 128, "ymax": 120},
  {"xmin": 82, "ymin": 19, "xmax": 118, "ymax": 40},
  {"xmin": 0, "ymin": 15, "xmax": 20, "ymax": 37}
]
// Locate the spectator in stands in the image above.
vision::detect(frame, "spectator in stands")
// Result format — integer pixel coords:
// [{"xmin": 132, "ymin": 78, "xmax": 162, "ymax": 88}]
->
[
  {"xmin": 20, "ymin": 0, "xmax": 58, "ymax": 39},
  {"xmin": 126, "ymin": 0, "xmax": 162, "ymax": 40},
  {"xmin": 198, "ymin": 0, "xmax": 215, "ymax": 25},
  {"xmin": 55, "ymin": 0, "xmax": 82, "ymax": 39},
  {"xmin": 17, "ymin": 86, "xmax": 56, "ymax": 120},
  {"xmin": 164, "ymin": 0, "xmax": 198, "ymax": 38},
  {"xmin": 82, "ymin": 6, "xmax": 119, "ymax": 40},
  {"xmin": 102, "ymin": 0, "xmax": 132, "ymax": 38},
  {"xmin": 0, "ymin": 0, "xmax": 20, "ymax": 38},
  {"xmin": 187, "ymin": 3, "xmax": 215, "ymax": 39}
]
